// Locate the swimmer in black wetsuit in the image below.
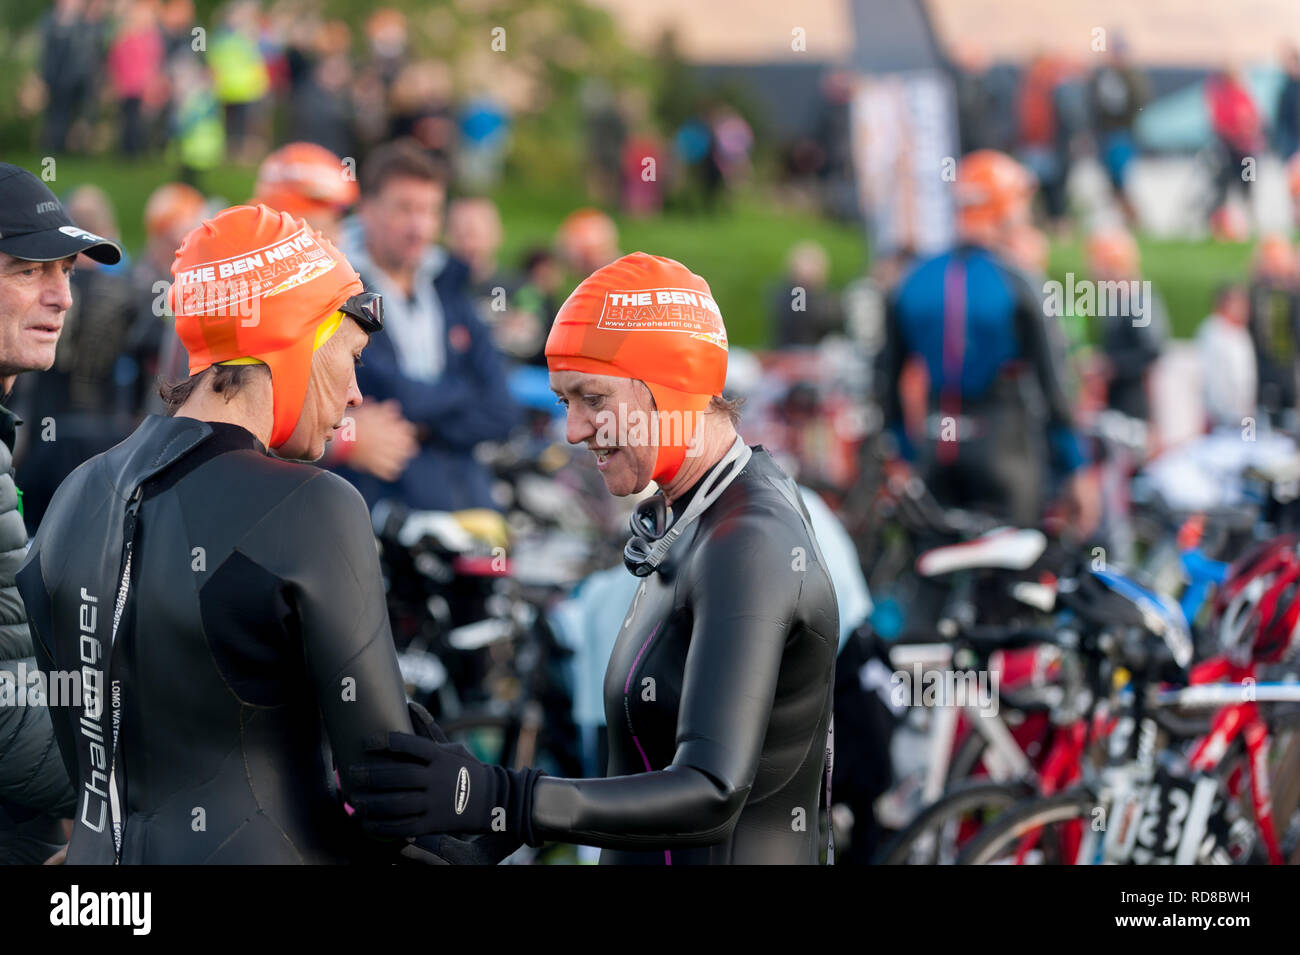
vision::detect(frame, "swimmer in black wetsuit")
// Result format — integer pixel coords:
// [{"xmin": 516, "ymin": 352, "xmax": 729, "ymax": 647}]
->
[
  {"xmin": 15, "ymin": 205, "xmax": 416, "ymax": 864},
  {"xmin": 350, "ymin": 252, "xmax": 839, "ymax": 864}
]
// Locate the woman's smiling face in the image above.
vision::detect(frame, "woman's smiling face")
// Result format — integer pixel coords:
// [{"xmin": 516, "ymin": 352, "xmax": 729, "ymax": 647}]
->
[{"xmin": 549, "ymin": 370, "xmax": 659, "ymax": 496}]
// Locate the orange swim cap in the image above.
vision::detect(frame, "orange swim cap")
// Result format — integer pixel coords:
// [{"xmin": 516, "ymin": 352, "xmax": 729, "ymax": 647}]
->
[
  {"xmin": 557, "ymin": 208, "xmax": 619, "ymax": 275},
  {"xmin": 1254, "ymin": 233, "xmax": 1296, "ymax": 280},
  {"xmin": 144, "ymin": 182, "xmax": 206, "ymax": 240},
  {"xmin": 170, "ymin": 204, "xmax": 363, "ymax": 449},
  {"xmin": 955, "ymin": 150, "xmax": 1035, "ymax": 231},
  {"xmin": 1086, "ymin": 228, "xmax": 1139, "ymax": 277},
  {"xmin": 253, "ymin": 142, "xmax": 359, "ymax": 220},
  {"xmin": 545, "ymin": 251, "xmax": 728, "ymax": 485}
]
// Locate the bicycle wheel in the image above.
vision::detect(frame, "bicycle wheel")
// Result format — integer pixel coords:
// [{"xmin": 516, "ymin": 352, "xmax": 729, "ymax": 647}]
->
[
  {"xmin": 957, "ymin": 788, "xmax": 1097, "ymax": 865},
  {"xmin": 1271, "ymin": 709, "xmax": 1300, "ymax": 863},
  {"xmin": 1222, "ymin": 706, "xmax": 1300, "ymax": 863},
  {"xmin": 876, "ymin": 780, "xmax": 1034, "ymax": 865}
]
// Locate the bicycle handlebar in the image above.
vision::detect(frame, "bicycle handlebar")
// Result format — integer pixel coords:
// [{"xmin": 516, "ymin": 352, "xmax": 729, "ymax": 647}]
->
[{"xmin": 955, "ymin": 624, "xmax": 1064, "ymax": 655}]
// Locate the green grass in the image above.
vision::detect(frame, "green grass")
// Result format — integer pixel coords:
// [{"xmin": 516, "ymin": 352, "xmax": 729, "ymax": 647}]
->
[
  {"xmin": 1047, "ymin": 237, "xmax": 1254, "ymax": 342},
  {"xmin": 14, "ymin": 153, "xmax": 261, "ymax": 251},
  {"xmin": 486, "ymin": 179, "xmax": 870, "ymax": 347},
  {"xmin": 8, "ymin": 153, "xmax": 1256, "ymax": 347}
]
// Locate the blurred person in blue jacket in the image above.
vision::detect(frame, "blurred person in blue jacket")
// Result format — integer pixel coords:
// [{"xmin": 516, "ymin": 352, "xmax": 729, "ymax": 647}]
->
[
  {"xmin": 875, "ymin": 150, "xmax": 1097, "ymax": 534},
  {"xmin": 335, "ymin": 139, "xmax": 517, "ymax": 511}
]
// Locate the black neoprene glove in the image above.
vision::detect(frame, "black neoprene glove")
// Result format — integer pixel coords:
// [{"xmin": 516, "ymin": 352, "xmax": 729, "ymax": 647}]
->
[
  {"xmin": 350, "ymin": 705, "xmax": 542, "ymax": 850},
  {"xmin": 402, "ymin": 702, "xmax": 533, "ymax": 864}
]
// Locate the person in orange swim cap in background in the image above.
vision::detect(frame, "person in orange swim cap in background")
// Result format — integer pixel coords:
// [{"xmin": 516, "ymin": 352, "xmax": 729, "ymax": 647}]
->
[
  {"xmin": 134, "ymin": 182, "xmax": 210, "ymax": 401},
  {"xmin": 557, "ymin": 207, "xmax": 620, "ymax": 279},
  {"xmin": 251, "ymin": 143, "xmax": 418, "ymax": 481},
  {"xmin": 252, "ymin": 142, "xmax": 359, "ymax": 245}
]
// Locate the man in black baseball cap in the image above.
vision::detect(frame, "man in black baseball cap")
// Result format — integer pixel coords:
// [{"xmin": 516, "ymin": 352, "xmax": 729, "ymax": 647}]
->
[
  {"xmin": 0, "ymin": 161, "xmax": 122, "ymax": 267},
  {"xmin": 0, "ymin": 161, "xmax": 121, "ymax": 863},
  {"xmin": 0, "ymin": 161, "xmax": 123, "ymax": 396}
]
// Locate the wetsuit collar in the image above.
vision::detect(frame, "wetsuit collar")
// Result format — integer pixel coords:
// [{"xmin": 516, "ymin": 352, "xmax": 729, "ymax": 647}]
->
[
  {"xmin": 623, "ymin": 436, "xmax": 752, "ymax": 577},
  {"xmin": 666, "ymin": 439, "xmax": 748, "ymax": 517},
  {"xmin": 202, "ymin": 419, "xmax": 268, "ymax": 456}
]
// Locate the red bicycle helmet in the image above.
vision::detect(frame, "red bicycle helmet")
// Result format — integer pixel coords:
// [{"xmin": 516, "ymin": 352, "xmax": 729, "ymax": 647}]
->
[
  {"xmin": 1250, "ymin": 561, "xmax": 1300, "ymax": 663},
  {"xmin": 1213, "ymin": 535, "xmax": 1300, "ymax": 663},
  {"xmin": 1212, "ymin": 534, "xmax": 1299, "ymax": 619}
]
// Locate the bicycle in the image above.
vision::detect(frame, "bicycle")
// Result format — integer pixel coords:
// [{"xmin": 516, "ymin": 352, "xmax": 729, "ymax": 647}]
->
[
  {"xmin": 958, "ymin": 632, "xmax": 1300, "ymax": 864},
  {"xmin": 879, "ymin": 535, "xmax": 1229, "ymax": 865}
]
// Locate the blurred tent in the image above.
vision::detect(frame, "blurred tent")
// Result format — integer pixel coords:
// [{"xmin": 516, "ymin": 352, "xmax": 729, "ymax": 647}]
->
[
  {"xmin": 846, "ymin": 0, "xmax": 958, "ymax": 256},
  {"xmin": 1136, "ymin": 68, "xmax": 1287, "ymax": 152},
  {"xmin": 847, "ymin": 0, "xmax": 946, "ymax": 73},
  {"xmin": 925, "ymin": 0, "xmax": 1300, "ymax": 67},
  {"xmin": 591, "ymin": 0, "xmax": 1300, "ymax": 69}
]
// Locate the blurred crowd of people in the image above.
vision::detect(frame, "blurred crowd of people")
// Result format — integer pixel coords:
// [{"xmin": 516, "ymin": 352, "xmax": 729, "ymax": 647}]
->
[
  {"xmin": 18, "ymin": 5, "xmax": 1300, "ymax": 555},
  {"xmin": 863, "ymin": 154, "xmax": 1300, "ymax": 564},
  {"xmin": 578, "ymin": 80, "xmax": 757, "ymax": 218},
  {"xmin": 27, "ymin": 0, "xmax": 514, "ymax": 189},
  {"xmin": 25, "ymin": 0, "xmax": 765, "ymax": 216},
  {"xmin": 949, "ymin": 36, "xmax": 1300, "ymax": 236},
  {"xmin": 6, "ymin": 132, "xmax": 636, "ymax": 531}
]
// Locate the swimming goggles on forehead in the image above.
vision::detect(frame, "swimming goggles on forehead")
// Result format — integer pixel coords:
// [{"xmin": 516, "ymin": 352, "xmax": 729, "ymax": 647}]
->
[
  {"xmin": 314, "ymin": 292, "xmax": 383, "ymax": 350},
  {"xmin": 218, "ymin": 292, "xmax": 385, "ymax": 367},
  {"xmin": 339, "ymin": 290, "xmax": 384, "ymax": 334}
]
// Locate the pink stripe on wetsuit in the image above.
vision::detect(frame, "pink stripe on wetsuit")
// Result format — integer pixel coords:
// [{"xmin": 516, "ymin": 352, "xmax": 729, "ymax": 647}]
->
[{"xmin": 623, "ymin": 621, "xmax": 671, "ymax": 864}]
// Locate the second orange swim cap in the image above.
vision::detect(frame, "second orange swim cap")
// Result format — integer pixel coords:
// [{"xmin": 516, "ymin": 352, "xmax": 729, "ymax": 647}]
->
[
  {"xmin": 170, "ymin": 204, "xmax": 363, "ymax": 448},
  {"xmin": 545, "ymin": 251, "xmax": 729, "ymax": 485}
]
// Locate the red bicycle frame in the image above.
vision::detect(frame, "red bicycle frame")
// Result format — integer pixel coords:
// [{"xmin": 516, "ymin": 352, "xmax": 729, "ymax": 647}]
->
[{"xmin": 1186, "ymin": 656, "xmax": 1284, "ymax": 865}]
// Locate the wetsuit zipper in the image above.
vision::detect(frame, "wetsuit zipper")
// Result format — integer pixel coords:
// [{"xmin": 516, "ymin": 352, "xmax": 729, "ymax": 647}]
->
[{"xmin": 106, "ymin": 485, "xmax": 144, "ymax": 863}]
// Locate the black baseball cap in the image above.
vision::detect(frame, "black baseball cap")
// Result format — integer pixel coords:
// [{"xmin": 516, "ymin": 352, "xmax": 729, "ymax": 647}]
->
[{"xmin": 0, "ymin": 162, "xmax": 122, "ymax": 265}]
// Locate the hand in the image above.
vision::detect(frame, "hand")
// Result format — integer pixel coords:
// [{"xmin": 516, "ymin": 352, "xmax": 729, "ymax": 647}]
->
[
  {"xmin": 42, "ymin": 818, "xmax": 73, "ymax": 865},
  {"xmin": 339, "ymin": 400, "xmax": 418, "ymax": 482},
  {"xmin": 399, "ymin": 702, "xmax": 525, "ymax": 863},
  {"xmin": 882, "ymin": 456, "xmax": 914, "ymax": 493},
  {"xmin": 401, "ymin": 833, "xmax": 519, "ymax": 866},
  {"xmin": 1061, "ymin": 467, "xmax": 1101, "ymax": 539},
  {"xmin": 497, "ymin": 309, "xmax": 543, "ymax": 359},
  {"xmin": 349, "ymin": 732, "xmax": 540, "ymax": 844},
  {"xmin": 42, "ymin": 844, "xmax": 67, "ymax": 865}
]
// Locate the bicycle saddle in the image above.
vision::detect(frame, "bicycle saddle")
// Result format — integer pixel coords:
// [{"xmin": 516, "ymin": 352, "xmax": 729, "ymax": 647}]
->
[{"xmin": 915, "ymin": 528, "xmax": 1048, "ymax": 577}]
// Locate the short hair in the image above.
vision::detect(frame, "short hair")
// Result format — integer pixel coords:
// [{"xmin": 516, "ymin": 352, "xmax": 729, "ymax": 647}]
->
[
  {"xmin": 360, "ymin": 139, "xmax": 448, "ymax": 199},
  {"xmin": 635, "ymin": 379, "xmax": 744, "ymax": 425},
  {"xmin": 158, "ymin": 364, "xmax": 269, "ymax": 414},
  {"xmin": 709, "ymin": 394, "xmax": 744, "ymax": 425}
]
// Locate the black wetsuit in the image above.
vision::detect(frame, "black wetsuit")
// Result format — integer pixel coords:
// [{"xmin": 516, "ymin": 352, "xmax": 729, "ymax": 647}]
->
[
  {"xmin": 16, "ymin": 415, "xmax": 413, "ymax": 864},
  {"xmin": 529, "ymin": 447, "xmax": 838, "ymax": 864}
]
